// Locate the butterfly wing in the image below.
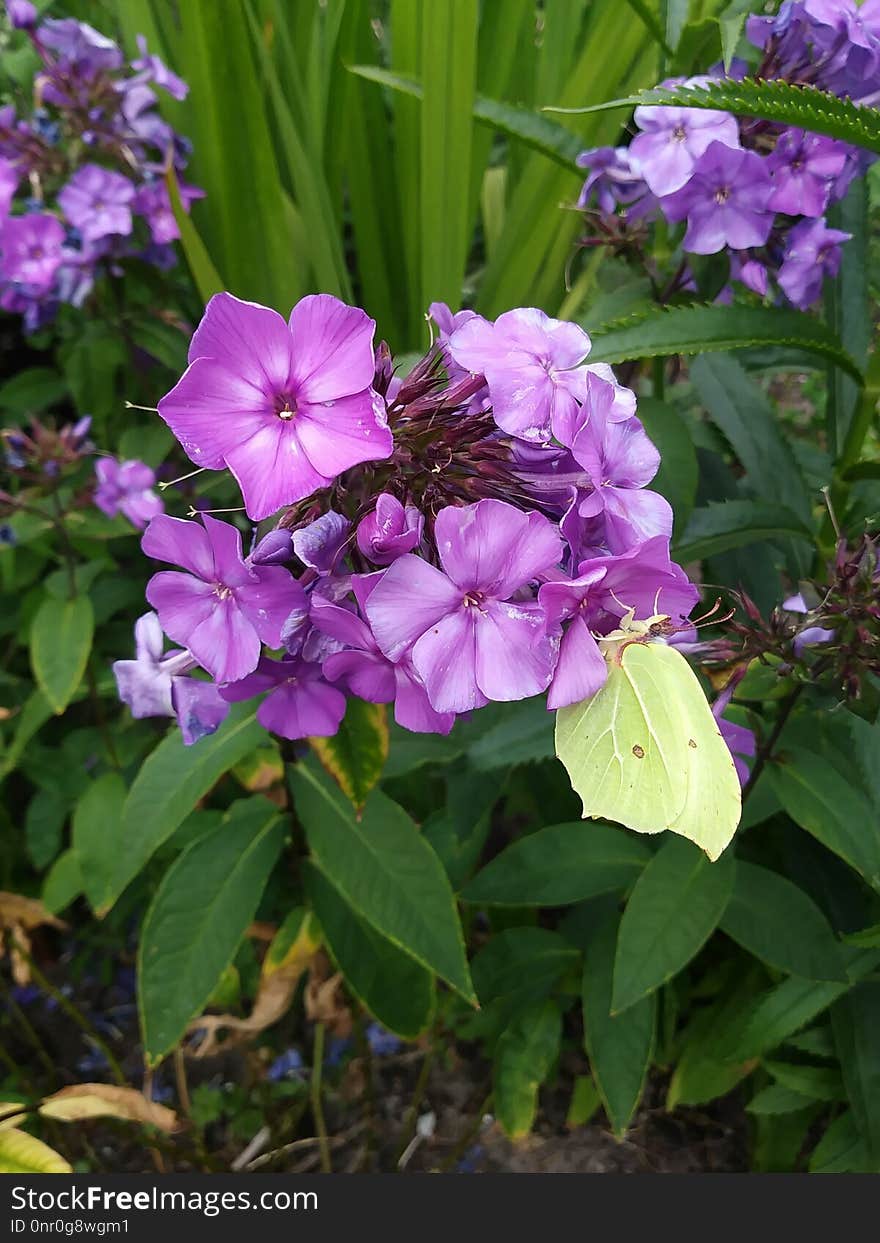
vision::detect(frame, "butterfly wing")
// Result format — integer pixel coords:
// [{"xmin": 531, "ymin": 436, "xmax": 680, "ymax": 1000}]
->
[
  {"xmin": 622, "ymin": 642, "xmax": 741, "ymax": 860},
  {"xmin": 555, "ymin": 646, "xmax": 688, "ymax": 834}
]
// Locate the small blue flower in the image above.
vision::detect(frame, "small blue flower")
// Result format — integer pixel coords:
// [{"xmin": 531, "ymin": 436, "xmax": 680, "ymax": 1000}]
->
[
  {"xmin": 267, "ymin": 1048, "xmax": 305, "ymax": 1082},
  {"xmin": 365, "ymin": 1023, "xmax": 402, "ymax": 1057}
]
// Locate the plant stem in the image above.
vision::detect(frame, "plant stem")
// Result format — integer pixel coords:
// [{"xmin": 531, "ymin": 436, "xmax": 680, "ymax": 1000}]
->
[
  {"xmin": 742, "ymin": 684, "xmax": 804, "ymax": 805},
  {"xmin": 22, "ymin": 955, "xmax": 126, "ymax": 1087},
  {"xmin": 310, "ymin": 1022, "xmax": 332, "ymax": 1174}
]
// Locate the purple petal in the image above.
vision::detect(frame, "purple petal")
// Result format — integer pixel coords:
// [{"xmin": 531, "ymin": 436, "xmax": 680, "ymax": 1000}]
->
[
  {"xmin": 258, "ymin": 670, "xmax": 346, "ymax": 739},
  {"xmin": 236, "ymin": 566, "xmax": 305, "ymax": 648},
  {"xmin": 323, "ymin": 649, "xmax": 396, "ymax": 703},
  {"xmin": 393, "ymin": 664, "xmax": 456, "ymax": 734},
  {"xmin": 188, "ymin": 292, "xmax": 294, "ymax": 384},
  {"xmin": 602, "ymin": 487, "xmax": 673, "ymax": 553},
  {"xmin": 295, "ymin": 390, "xmax": 392, "ymax": 479},
  {"xmin": 546, "ymin": 616, "xmax": 607, "ymax": 709},
  {"xmin": 185, "ymin": 597, "xmax": 261, "ymax": 684},
  {"xmin": 291, "ymin": 511, "xmax": 350, "ymax": 574},
  {"xmin": 142, "ymin": 514, "xmax": 214, "ymax": 580},
  {"xmin": 411, "ymin": 609, "xmax": 485, "ymax": 714},
  {"xmin": 157, "ymin": 357, "xmax": 277, "ymax": 470},
  {"xmin": 365, "ymin": 556, "xmax": 461, "ymax": 661},
  {"xmin": 434, "ymin": 500, "xmax": 561, "ymax": 596},
  {"xmin": 145, "ymin": 570, "xmax": 216, "ymax": 644},
  {"xmin": 474, "ymin": 600, "xmax": 558, "ymax": 703},
  {"xmin": 288, "ymin": 295, "xmax": 376, "ymax": 400},
  {"xmin": 225, "ymin": 424, "xmax": 332, "ymax": 522},
  {"xmin": 172, "ymin": 678, "xmax": 230, "ymax": 745}
]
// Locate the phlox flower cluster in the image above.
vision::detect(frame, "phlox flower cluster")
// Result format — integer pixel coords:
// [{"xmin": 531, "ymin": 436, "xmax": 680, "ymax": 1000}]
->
[
  {"xmin": 114, "ymin": 289, "xmax": 738, "ymax": 764},
  {"xmin": 0, "ymin": 3, "xmax": 201, "ymax": 331},
  {"xmin": 577, "ymin": 1, "xmax": 880, "ymax": 308}
]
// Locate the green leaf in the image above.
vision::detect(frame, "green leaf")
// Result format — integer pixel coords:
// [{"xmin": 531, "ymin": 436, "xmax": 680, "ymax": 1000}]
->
[
  {"xmin": 309, "ymin": 699, "xmax": 388, "ymax": 810},
  {"xmin": 41, "ymin": 849, "xmax": 83, "ymax": 916},
  {"xmin": 809, "ymin": 1111, "xmax": 869, "ymax": 1173},
  {"xmin": 690, "ymin": 356, "xmax": 813, "ymax": 527},
  {"xmin": 764, "ymin": 1060, "xmax": 845, "ymax": 1103},
  {"xmin": 0, "ymin": 368, "xmax": 66, "ymax": 419},
  {"xmin": 747, "ymin": 1084, "xmax": 817, "ymax": 1116},
  {"xmin": 0, "ymin": 690, "xmax": 52, "ymax": 783},
  {"xmin": 825, "ymin": 180, "xmax": 870, "ymax": 457},
  {"xmin": 494, "ymin": 1000, "xmax": 562, "ymax": 1138},
  {"xmin": 667, "ymin": 967, "xmax": 764, "ymax": 1109},
  {"xmin": 637, "ymin": 398, "xmax": 698, "ymax": 534},
  {"xmin": 612, "ymin": 837, "xmax": 736, "ymax": 1014},
  {"xmin": 588, "ymin": 304, "xmax": 861, "ymax": 381},
  {"xmin": 471, "ymin": 926, "xmax": 579, "ymax": 1015},
  {"xmin": 720, "ymin": 862, "xmax": 846, "ymax": 982},
  {"xmin": 622, "ymin": 0, "xmax": 673, "ymax": 57},
  {"xmin": 291, "ymin": 759, "xmax": 475, "ymax": 1003},
  {"xmin": 467, "ymin": 698, "xmax": 556, "ymax": 771},
  {"xmin": 25, "ymin": 787, "xmax": 69, "ymax": 869},
  {"xmin": 106, "ymin": 704, "xmax": 263, "ymax": 910},
  {"xmin": 348, "ymin": 66, "xmax": 585, "ymax": 172},
  {"xmin": 674, "ymin": 500, "xmax": 813, "ymax": 562},
  {"xmin": 419, "ymin": 0, "xmax": 478, "ymax": 313},
  {"xmin": 423, "ymin": 762, "xmax": 501, "ymax": 890},
  {"xmin": 582, "ymin": 912, "xmax": 655, "ymax": 1137},
  {"xmin": 552, "ymin": 78, "xmax": 880, "ymax": 156},
  {"xmin": 566, "ymin": 1075, "xmax": 602, "ymax": 1128},
  {"xmin": 72, "ymin": 774, "xmax": 127, "ymax": 915},
  {"xmin": 720, "ymin": 977, "xmax": 856, "ymax": 1064},
  {"xmin": 768, "ymin": 748, "xmax": 880, "ymax": 892},
  {"xmin": 462, "ymin": 821, "xmax": 650, "ymax": 907},
  {"xmin": 304, "ymin": 863, "xmax": 434, "ymax": 1039},
  {"xmin": 165, "ymin": 169, "xmax": 224, "ymax": 304},
  {"xmin": 29, "ymin": 595, "xmax": 94, "ymax": 715},
  {"xmin": 0, "ymin": 1129, "xmax": 71, "ymax": 1174},
  {"xmin": 138, "ymin": 798, "xmax": 284, "ymax": 1062},
  {"xmin": 832, "ymin": 981, "xmax": 880, "ymax": 1166}
]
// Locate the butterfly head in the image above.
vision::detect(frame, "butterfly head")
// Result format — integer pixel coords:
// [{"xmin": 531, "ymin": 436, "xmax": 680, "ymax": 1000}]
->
[{"xmin": 598, "ymin": 611, "xmax": 674, "ymax": 660}]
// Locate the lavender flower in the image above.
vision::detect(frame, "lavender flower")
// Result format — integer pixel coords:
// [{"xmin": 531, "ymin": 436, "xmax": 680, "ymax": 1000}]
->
[
  {"xmin": 447, "ymin": 307, "xmax": 592, "ymax": 444},
  {"xmin": 777, "ymin": 218, "xmax": 851, "ymax": 308},
  {"xmin": 143, "ymin": 514, "xmax": 304, "ymax": 684},
  {"xmin": 365, "ymin": 500, "xmax": 562, "ymax": 714},
  {"xmin": 712, "ymin": 680, "xmax": 755, "ymax": 787},
  {"xmin": 0, "ymin": 213, "xmax": 65, "ymax": 291},
  {"xmin": 220, "ymin": 655, "xmax": 346, "ymax": 740},
  {"xmin": 356, "ymin": 493, "xmax": 423, "ymax": 565},
  {"xmin": 661, "ymin": 142, "xmax": 774, "ymax": 255},
  {"xmin": 157, "ymin": 293, "xmax": 393, "ymax": 521},
  {"xmin": 58, "ymin": 165, "xmax": 135, "ymax": 242},
  {"xmin": 93, "ymin": 457, "xmax": 163, "ymax": 529},
  {"xmin": 630, "ymin": 93, "xmax": 740, "ymax": 197}
]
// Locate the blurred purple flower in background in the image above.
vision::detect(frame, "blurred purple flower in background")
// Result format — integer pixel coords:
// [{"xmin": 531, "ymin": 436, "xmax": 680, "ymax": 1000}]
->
[{"xmin": 93, "ymin": 457, "xmax": 163, "ymax": 529}]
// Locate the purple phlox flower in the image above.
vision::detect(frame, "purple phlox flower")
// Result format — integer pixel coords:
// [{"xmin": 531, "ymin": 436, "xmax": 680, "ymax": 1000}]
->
[
  {"xmin": 220, "ymin": 654, "xmax": 346, "ymax": 740},
  {"xmin": 447, "ymin": 307, "xmax": 591, "ymax": 444},
  {"xmin": 158, "ymin": 292, "xmax": 393, "ymax": 521},
  {"xmin": 630, "ymin": 86, "xmax": 741, "ymax": 197},
  {"xmin": 428, "ymin": 300, "xmax": 481, "ymax": 388},
  {"xmin": 132, "ymin": 180, "xmax": 203, "ymax": 245},
  {"xmin": 58, "ymin": 164, "xmax": 135, "ymax": 243},
  {"xmin": 365, "ymin": 499, "xmax": 562, "ymax": 715},
  {"xmin": 113, "ymin": 611, "xmax": 231, "ymax": 746},
  {"xmin": 39, "ymin": 19, "xmax": 124, "ymax": 76},
  {"xmin": 250, "ymin": 527, "xmax": 294, "ymax": 566},
  {"xmin": 170, "ymin": 677, "xmax": 230, "ymax": 745},
  {"xmin": 356, "ymin": 493, "xmax": 423, "ymax": 566},
  {"xmin": 93, "ymin": 456, "xmax": 163, "ymax": 528},
  {"xmin": 143, "ymin": 513, "xmax": 304, "ymax": 683},
  {"xmin": 551, "ymin": 366, "xmax": 636, "ymax": 451},
  {"xmin": 0, "ymin": 212, "xmax": 65, "ymax": 292},
  {"xmin": 0, "ymin": 157, "xmax": 19, "ymax": 219},
  {"xmin": 131, "ymin": 35, "xmax": 189, "ymax": 101},
  {"xmin": 576, "ymin": 146, "xmax": 648, "ymax": 213},
  {"xmin": 767, "ymin": 130, "xmax": 848, "ymax": 218},
  {"xmin": 562, "ymin": 379, "xmax": 672, "ymax": 554},
  {"xmin": 6, "ymin": 1, "xmax": 37, "ymax": 30},
  {"xmin": 291, "ymin": 510, "xmax": 350, "ymax": 575},
  {"xmin": 730, "ymin": 253, "xmax": 769, "ymax": 298},
  {"xmin": 782, "ymin": 591, "xmax": 836, "ymax": 654},
  {"xmin": 313, "ymin": 580, "xmax": 455, "ymax": 734},
  {"xmin": 661, "ymin": 142, "xmax": 774, "ymax": 255},
  {"xmin": 539, "ymin": 536, "xmax": 698, "ymax": 709},
  {"xmin": 712, "ymin": 677, "xmax": 755, "ymax": 787},
  {"xmin": 112, "ymin": 610, "xmax": 195, "ymax": 720},
  {"xmin": 778, "ymin": 217, "xmax": 851, "ymax": 308}
]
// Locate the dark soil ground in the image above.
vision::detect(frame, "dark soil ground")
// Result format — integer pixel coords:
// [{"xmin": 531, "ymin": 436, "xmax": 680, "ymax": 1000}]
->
[{"xmin": 1, "ymin": 951, "xmax": 749, "ymax": 1175}]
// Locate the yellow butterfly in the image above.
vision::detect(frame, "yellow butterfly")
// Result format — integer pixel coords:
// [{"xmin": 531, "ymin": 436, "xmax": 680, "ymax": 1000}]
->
[{"xmin": 555, "ymin": 613, "xmax": 741, "ymax": 861}]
